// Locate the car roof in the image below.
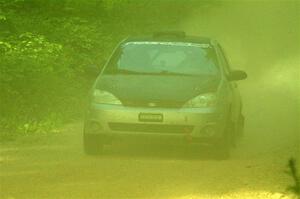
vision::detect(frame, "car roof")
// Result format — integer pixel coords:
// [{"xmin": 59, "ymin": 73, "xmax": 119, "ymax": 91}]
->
[{"xmin": 122, "ymin": 32, "xmax": 213, "ymax": 44}]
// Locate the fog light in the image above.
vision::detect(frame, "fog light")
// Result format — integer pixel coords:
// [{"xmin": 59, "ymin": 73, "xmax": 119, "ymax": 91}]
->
[
  {"xmin": 201, "ymin": 126, "xmax": 216, "ymax": 137},
  {"xmin": 86, "ymin": 121, "xmax": 103, "ymax": 133}
]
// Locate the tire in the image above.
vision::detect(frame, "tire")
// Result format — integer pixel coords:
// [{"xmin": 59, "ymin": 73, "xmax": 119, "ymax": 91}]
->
[
  {"xmin": 213, "ymin": 122, "xmax": 233, "ymax": 160},
  {"xmin": 237, "ymin": 114, "xmax": 245, "ymax": 137},
  {"xmin": 83, "ymin": 133, "xmax": 104, "ymax": 155},
  {"xmin": 214, "ymin": 135, "xmax": 231, "ymax": 160}
]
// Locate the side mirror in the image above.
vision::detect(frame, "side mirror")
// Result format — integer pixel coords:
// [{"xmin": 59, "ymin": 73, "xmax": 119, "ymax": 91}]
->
[
  {"xmin": 228, "ymin": 70, "xmax": 247, "ymax": 81},
  {"xmin": 85, "ymin": 65, "xmax": 101, "ymax": 77}
]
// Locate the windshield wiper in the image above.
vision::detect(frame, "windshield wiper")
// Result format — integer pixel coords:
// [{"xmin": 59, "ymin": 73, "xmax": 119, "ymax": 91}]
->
[
  {"xmin": 116, "ymin": 69, "xmax": 197, "ymax": 76},
  {"xmin": 117, "ymin": 69, "xmax": 150, "ymax": 75},
  {"xmin": 158, "ymin": 70, "xmax": 197, "ymax": 77}
]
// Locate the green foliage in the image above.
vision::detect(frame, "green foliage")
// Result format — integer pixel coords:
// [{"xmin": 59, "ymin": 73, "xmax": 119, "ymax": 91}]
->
[
  {"xmin": 0, "ymin": 31, "xmax": 84, "ymax": 139},
  {"xmin": 0, "ymin": 0, "xmax": 199, "ymax": 141},
  {"xmin": 0, "ymin": 0, "xmax": 66, "ymax": 12},
  {"xmin": 0, "ymin": 15, "xmax": 6, "ymax": 21},
  {"xmin": 1, "ymin": 33, "xmax": 63, "ymax": 73}
]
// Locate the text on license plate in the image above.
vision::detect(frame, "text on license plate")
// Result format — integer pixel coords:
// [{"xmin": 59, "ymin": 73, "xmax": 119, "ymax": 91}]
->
[{"xmin": 139, "ymin": 113, "xmax": 163, "ymax": 122}]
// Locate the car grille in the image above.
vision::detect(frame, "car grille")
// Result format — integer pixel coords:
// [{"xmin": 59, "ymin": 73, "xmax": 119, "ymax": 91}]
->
[
  {"xmin": 109, "ymin": 123, "xmax": 194, "ymax": 134},
  {"xmin": 122, "ymin": 100, "xmax": 184, "ymax": 108}
]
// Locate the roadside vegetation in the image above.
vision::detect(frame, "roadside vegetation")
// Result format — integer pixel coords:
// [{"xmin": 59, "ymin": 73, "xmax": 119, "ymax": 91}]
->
[
  {"xmin": 0, "ymin": 0, "xmax": 207, "ymax": 140},
  {"xmin": 287, "ymin": 158, "xmax": 300, "ymax": 198},
  {"xmin": 0, "ymin": 1, "xmax": 299, "ymax": 198}
]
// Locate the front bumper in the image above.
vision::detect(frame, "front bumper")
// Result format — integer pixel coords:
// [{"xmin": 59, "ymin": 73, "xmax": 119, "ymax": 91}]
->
[{"xmin": 84, "ymin": 103, "xmax": 227, "ymax": 144}]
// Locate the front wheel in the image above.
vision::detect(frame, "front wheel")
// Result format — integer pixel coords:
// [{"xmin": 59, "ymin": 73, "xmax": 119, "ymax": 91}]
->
[
  {"xmin": 237, "ymin": 114, "xmax": 245, "ymax": 137},
  {"xmin": 83, "ymin": 133, "xmax": 104, "ymax": 155},
  {"xmin": 213, "ymin": 122, "xmax": 234, "ymax": 160},
  {"xmin": 214, "ymin": 136, "xmax": 231, "ymax": 160}
]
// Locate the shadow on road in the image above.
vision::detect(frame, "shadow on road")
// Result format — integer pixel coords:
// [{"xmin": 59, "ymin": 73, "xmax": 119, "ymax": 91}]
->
[{"xmin": 96, "ymin": 143, "xmax": 222, "ymax": 161}]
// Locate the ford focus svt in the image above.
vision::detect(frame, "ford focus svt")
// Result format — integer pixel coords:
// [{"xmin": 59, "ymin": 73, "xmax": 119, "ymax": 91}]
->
[{"xmin": 83, "ymin": 32, "xmax": 247, "ymax": 159}]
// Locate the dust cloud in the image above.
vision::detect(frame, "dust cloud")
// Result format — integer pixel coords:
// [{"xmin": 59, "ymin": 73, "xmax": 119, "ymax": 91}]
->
[
  {"xmin": 181, "ymin": 0, "xmax": 299, "ymax": 160},
  {"xmin": 1, "ymin": 1, "xmax": 300, "ymax": 199}
]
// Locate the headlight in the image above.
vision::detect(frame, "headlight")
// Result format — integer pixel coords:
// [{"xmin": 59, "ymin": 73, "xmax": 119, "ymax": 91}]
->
[
  {"xmin": 92, "ymin": 89, "xmax": 122, "ymax": 105},
  {"xmin": 183, "ymin": 93, "xmax": 217, "ymax": 108}
]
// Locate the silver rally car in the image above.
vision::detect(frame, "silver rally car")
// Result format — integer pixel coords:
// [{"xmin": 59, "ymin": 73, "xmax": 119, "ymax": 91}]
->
[{"xmin": 84, "ymin": 32, "xmax": 247, "ymax": 158}]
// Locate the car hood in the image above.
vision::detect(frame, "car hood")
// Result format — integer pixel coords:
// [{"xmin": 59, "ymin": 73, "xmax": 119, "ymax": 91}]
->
[{"xmin": 96, "ymin": 75, "xmax": 220, "ymax": 108}]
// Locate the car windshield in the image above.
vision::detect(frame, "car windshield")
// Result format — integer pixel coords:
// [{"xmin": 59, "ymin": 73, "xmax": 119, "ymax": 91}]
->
[{"xmin": 104, "ymin": 41, "xmax": 220, "ymax": 76}]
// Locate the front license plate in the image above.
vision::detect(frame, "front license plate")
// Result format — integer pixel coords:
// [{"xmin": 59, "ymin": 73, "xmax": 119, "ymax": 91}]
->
[{"xmin": 139, "ymin": 113, "xmax": 163, "ymax": 122}]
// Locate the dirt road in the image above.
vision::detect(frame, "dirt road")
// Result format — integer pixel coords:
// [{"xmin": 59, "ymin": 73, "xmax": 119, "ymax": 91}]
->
[
  {"xmin": 1, "ymin": 2, "xmax": 299, "ymax": 199},
  {"xmin": 0, "ymin": 81, "xmax": 299, "ymax": 199}
]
